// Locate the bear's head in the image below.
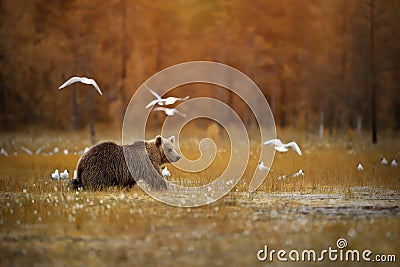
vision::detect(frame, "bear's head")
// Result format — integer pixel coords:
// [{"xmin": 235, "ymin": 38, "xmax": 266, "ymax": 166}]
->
[{"xmin": 155, "ymin": 135, "xmax": 181, "ymax": 163}]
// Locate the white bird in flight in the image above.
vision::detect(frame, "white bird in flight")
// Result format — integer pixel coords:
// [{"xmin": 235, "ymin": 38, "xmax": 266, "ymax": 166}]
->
[
  {"xmin": 258, "ymin": 162, "xmax": 270, "ymax": 171},
  {"xmin": 153, "ymin": 107, "xmax": 187, "ymax": 118},
  {"xmin": 145, "ymin": 84, "xmax": 189, "ymax": 108},
  {"xmin": 357, "ymin": 163, "xmax": 364, "ymax": 171},
  {"xmin": 58, "ymin": 76, "xmax": 103, "ymax": 95},
  {"xmin": 161, "ymin": 166, "xmax": 171, "ymax": 178},
  {"xmin": 50, "ymin": 169, "xmax": 60, "ymax": 180},
  {"xmin": 60, "ymin": 169, "xmax": 69, "ymax": 180},
  {"xmin": 263, "ymin": 139, "xmax": 302, "ymax": 156}
]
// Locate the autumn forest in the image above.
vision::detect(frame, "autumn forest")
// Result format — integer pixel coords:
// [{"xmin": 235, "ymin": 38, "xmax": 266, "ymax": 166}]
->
[{"xmin": 1, "ymin": 0, "xmax": 399, "ymax": 143}]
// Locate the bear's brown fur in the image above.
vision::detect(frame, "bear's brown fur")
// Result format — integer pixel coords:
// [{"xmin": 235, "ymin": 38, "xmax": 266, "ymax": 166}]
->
[{"xmin": 69, "ymin": 135, "xmax": 180, "ymax": 190}]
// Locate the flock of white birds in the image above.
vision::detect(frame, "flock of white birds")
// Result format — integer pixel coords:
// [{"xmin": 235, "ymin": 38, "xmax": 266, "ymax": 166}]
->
[
  {"xmin": 357, "ymin": 157, "xmax": 398, "ymax": 172},
  {"xmin": 1, "ymin": 76, "xmax": 397, "ymax": 185},
  {"xmin": 54, "ymin": 76, "xmax": 189, "ymax": 181},
  {"xmin": 50, "ymin": 169, "xmax": 69, "ymax": 180}
]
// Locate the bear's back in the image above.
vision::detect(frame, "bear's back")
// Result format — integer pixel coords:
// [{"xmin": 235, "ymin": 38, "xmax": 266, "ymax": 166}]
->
[{"xmin": 78, "ymin": 142, "xmax": 126, "ymax": 189}]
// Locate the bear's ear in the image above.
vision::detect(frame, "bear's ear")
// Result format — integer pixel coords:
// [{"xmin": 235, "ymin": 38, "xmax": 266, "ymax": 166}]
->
[
  {"xmin": 155, "ymin": 135, "xmax": 162, "ymax": 147},
  {"xmin": 169, "ymin": 136, "xmax": 175, "ymax": 143}
]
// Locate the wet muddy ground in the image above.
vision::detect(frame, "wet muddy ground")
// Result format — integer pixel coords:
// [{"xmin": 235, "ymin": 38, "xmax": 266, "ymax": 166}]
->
[{"xmin": 0, "ymin": 186, "xmax": 399, "ymax": 266}]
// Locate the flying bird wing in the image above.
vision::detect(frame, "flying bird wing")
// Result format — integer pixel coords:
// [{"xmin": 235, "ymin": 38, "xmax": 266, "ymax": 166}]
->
[
  {"xmin": 288, "ymin": 142, "xmax": 302, "ymax": 156},
  {"xmin": 275, "ymin": 146, "xmax": 288, "ymax": 152},
  {"xmin": 146, "ymin": 99, "xmax": 161, "ymax": 109},
  {"xmin": 58, "ymin": 76, "xmax": 103, "ymax": 95},
  {"xmin": 144, "ymin": 84, "xmax": 161, "ymax": 99},
  {"xmin": 153, "ymin": 107, "xmax": 166, "ymax": 112},
  {"xmin": 165, "ymin": 96, "xmax": 190, "ymax": 105},
  {"xmin": 84, "ymin": 78, "xmax": 103, "ymax": 95},
  {"xmin": 263, "ymin": 139, "xmax": 283, "ymax": 146},
  {"xmin": 58, "ymin": 77, "xmax": 82, "ymax": 89},
  {"xmin": 173, "ymin": 108, "xmax": 187, "ymax": 118}
]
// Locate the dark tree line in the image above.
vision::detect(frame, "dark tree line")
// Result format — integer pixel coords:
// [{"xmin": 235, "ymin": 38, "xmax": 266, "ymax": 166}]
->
[{"xmin": 1, "ymin": 0, "xmax": 399, "ymax": 143}]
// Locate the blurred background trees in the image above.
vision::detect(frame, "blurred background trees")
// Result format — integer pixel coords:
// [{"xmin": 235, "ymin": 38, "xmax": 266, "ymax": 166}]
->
[{"xmin": 1, "ymin": 0, "xmax": 399, "ymax": 142}]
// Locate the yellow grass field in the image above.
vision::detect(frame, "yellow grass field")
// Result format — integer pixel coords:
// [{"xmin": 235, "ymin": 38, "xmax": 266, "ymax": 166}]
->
[{"xmin": 0, "ymin": 127, "xmax": 399, "ymax": 266}]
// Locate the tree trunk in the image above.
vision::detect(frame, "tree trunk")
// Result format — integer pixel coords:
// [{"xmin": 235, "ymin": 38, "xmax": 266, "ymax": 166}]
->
[
  {"xmin": 279, "ymin": 77, "xmax": 286, "ymax": 128},
  {"xmin": 120, "ymin": 0, "xmax": 127, "ymax": 121},
  {"xmin": 319, "ymin": 111, "xmax": 324, "ymax": 140},
  {"xmin": 86, "ymin": 41, "xmax": 96, "ymax": 144},
  {"xmin": 71, "ymin": 87, "xmax": 78, "ymax": 131},
  {"xmin": 370, "ymin": 0, "xmax": 378, "ymax": 144},
  {"xmin": 88, "ymin": 89, "xmax": 96, "ymax": 144},
  {"xmin": 357, "ymin": 115, "xmax": 362, "ymax": 137}
]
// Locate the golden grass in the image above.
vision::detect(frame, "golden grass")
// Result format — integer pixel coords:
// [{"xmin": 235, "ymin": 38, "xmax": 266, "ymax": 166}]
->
[{"xmin": 0, "ymin": 128, "xmax": 399, "ymax": 266}]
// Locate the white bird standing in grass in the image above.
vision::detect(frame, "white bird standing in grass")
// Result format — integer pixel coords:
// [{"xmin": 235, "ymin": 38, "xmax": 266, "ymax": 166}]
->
[
  {"xmin": 357, "ymin": 163, "xmax": 364, "ymax": 171},
  {"xmin": 53, "ymin": 147, "xmax": 59, "ymax": 154},
  {"xmin": 145, "ymin": 84, "xmax": 189, "ymax": 108},
  {"xmin": 381, "ymin": 157, "xmax": 388, "ymax": 165},
  {"xmin": 292, "ymin": 169, "xmax": 305, "ymax": 178},
  {"xmin": 278, "ymin": 174, "xmax": 289, "ymax": 180},
  {"xmin": 63, "ymin": 149, "xmax": 69, "ymax": 155},
  {"xmin": 60, "ymin": 169, "xmax": 69, "ymax": 180},
  {"xmin": 153, "ymin": 107, "xmax": 187, "ymax": 118},
  {"xmin": 50, "ymin": 169, "xmax": 60, "ymax": 180},
  {"xmin": 58, "ymin": 76, "xmax": 103, "ymax": 95},
  {"xmin": 0, "ymin": 148, "xmax": 8, "ymax": 156},
  {"xmin": 258, "ymin": 162, "xmax": 270, "ymax": 171},
  {"xmin": 161, "ymin": 166, "xmax": 171, "ymax": 178},
  {"xmin": 263, "ymin": 139, "xmax": 302, "ymax": 156},
  {"xmin": 391, "ymin": 160, "xmax": 398, "ymax": 167}
]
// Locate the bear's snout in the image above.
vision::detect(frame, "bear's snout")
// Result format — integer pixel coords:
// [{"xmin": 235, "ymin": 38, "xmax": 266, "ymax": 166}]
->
[{"xmin": 167, "ymin": 154, "xmax": 180, "ymax": 163}]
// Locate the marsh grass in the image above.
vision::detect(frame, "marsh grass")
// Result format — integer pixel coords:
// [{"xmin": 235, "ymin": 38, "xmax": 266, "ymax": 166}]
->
[{"xmin": 0, "ymin": 127, "xmax": 399, "ymax": 266}]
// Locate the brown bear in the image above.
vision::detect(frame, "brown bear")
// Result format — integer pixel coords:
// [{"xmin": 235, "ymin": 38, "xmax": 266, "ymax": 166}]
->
[{"xmin": 69, "ymin": 135, "xmax": 180, "ymax": 190}]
